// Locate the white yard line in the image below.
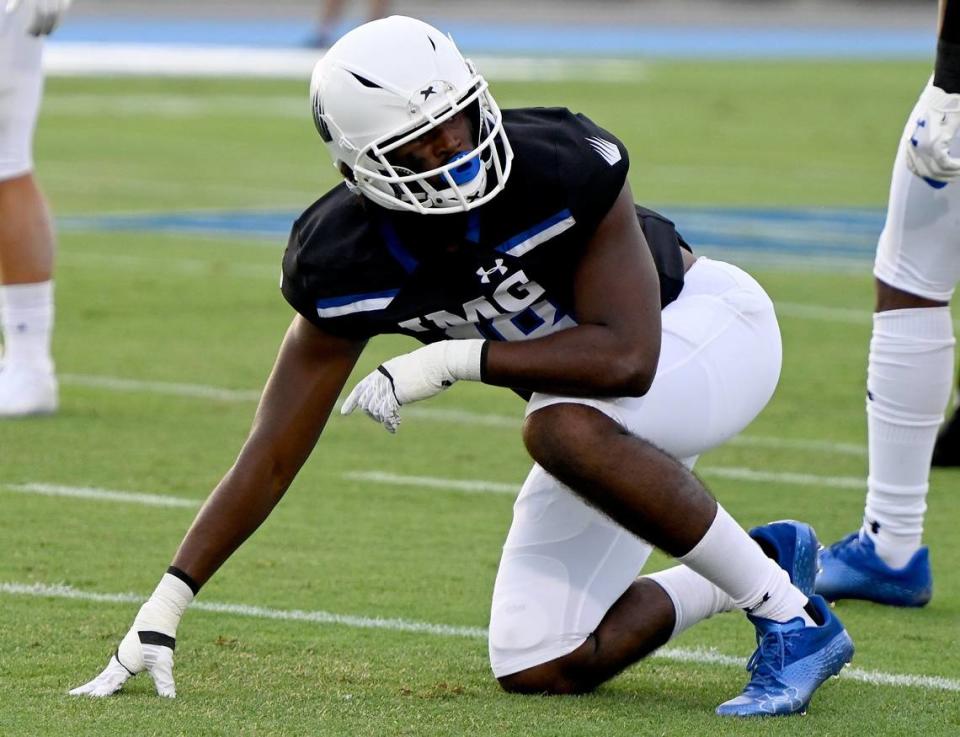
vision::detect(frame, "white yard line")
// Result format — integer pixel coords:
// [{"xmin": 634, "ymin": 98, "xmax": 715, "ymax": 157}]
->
[
  {"xmin": 728, "ymin": 434, "xmax": 866, "ymax": 457},
  {"xmin": 2, "ymin": 461, "xmax": 865, "ymax": 515},
  {"xmin": 345, "ymin": 468, "xmax": 865, "ymax": 493},
  {"xmin": 2, "ymin": 581, "xmax": 956, "ymax": 693},
  {"xmin": 343, "ymin": 471, "xmax": 518, "ymax": 495},
  {"xmin": 701, "ymin": 467, "xmax": 864, "ymax": 490},
  {"xmin": 3, "ymin": 483, "xmax": 198, "ymax": 509},
  {"xmin": 58, "ymin": 372, "xmax": 868, "ymax": 458},
  {"xmin": 59, "ymin": 374, "xmax": 261, "ymax": 402}
]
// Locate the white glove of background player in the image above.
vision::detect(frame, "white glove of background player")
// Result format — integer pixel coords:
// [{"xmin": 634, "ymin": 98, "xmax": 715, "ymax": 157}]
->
[
  {"xmin": 69, "ymin": 572, "xmax": 194, "ymax": 698},
  {"xmin": 341, "ymin": 339, "xmax": 486, "ymax": 433},
  {"xmin": 5, "ymin": 0, "xmax": 72, "ymax": 36},
  {"xmin": 905, "ymin": 84, "xmax": 960, "ymax": 184}
]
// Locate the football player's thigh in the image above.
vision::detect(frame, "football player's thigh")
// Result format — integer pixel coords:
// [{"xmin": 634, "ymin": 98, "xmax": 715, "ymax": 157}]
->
[
  {"xmin": 0, "ymin": 15, "xmax": 43, "ymax": 180},
  {"xmin": 611, "ymin": 257, "xmax": 783, "ymax": 458},
  {"xmin": 488, "ymin": 461, "xmax": 673, "ymax": 678},
  {"xmin": 874, "ymin": 98, "xmax": 960, "ymax": 302},
  {"xmin": 524, "ymin": 257, "xmax": 782, "ymax": 461}
]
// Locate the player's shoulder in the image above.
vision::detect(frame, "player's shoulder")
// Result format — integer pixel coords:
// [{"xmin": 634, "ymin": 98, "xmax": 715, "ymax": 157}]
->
[
  {"xmin": 503, "ymin": 106, "xmax": 627, "ymax": 169},
  {"xmin": 499, "ymin": 107, "xmax": 628, "ymax": 229},
  {"xmin": 287, "ymin": 185, "xmax": 382, "ymax": 276},
  {"xmin": 283, "ymin": 184, "xmax": 401, "ymax": 302}
]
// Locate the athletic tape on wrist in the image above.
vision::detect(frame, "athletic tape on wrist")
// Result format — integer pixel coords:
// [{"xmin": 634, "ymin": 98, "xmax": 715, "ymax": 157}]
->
[{"xmin": 167, "ymin": 565, "xmax": 200, "ymax": 596}]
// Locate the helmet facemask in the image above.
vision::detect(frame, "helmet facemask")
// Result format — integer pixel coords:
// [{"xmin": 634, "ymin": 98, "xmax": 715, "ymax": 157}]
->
[{"xmin": 354, "ymin": 77, "xmax": 511, "ymax": 214}]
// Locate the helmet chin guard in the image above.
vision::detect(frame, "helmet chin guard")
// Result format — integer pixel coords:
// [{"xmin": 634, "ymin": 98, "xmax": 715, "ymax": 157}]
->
[{"xmin": 310, "ymin": 16, "xmax": 513, "ymax": 214}]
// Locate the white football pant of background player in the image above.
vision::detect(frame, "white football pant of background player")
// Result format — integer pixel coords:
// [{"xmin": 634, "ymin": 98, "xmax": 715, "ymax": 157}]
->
[
  {"xmin": 6, "ymin": 0, "xmax": 71, "ymax": 35},
  {"xmin": 0, "ymin": 0, "xmax": 71, "ymax": 417}
]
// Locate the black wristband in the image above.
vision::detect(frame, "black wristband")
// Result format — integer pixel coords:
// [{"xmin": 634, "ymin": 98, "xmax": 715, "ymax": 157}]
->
[
  {"xmin": 167, "ymin": 565, "xmax": 201, "ymax": 596},
  {"xmin": 941, "ymin": 0, "xmax": 960, "ymax": 45},
  {"xmin": 934, "ymin": 38, "xmax": 960, "ymax": 94},
  {"xmin": 479, "ymin": 341, "xmax": 490, "ymax": 383}
]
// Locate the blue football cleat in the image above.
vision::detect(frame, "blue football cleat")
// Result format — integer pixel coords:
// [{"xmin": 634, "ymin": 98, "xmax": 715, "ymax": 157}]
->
[
  {"xmin": 816, "ymin": 531, "xmax": 932, "ymax": 607},
  {"xmin": 716, "ymin": 595, "xmax": 854, "ymax": 717},
  {"xmin": 749, "ymin": 520, "xmax": 820, "ymax": 596}
]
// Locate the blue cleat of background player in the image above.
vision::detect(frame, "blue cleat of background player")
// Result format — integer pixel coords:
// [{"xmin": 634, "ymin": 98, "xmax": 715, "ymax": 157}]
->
[
  {"xmin": 749, "ymin": 520, "xmax": 820, "ymax": 596},
  {"xmin": 816, "ymin": 532, "xmax": 932, "ymax": 607},
  {"xmin": 716, "ymin": 595, "xmax": 854, "ymax": 717}
]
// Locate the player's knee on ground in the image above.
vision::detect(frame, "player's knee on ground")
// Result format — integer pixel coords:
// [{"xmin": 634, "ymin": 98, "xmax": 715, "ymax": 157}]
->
[
  {"xmin": 495, "ymin": 645, "xmax": 598, "ymax": 696},
  {"xmin": 522, "ymin": 403, "xmax": 623, "ymax": 480}
]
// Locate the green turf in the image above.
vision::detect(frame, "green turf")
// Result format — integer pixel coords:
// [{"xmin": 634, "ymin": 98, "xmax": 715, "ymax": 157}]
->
[{"xmin": 1, "ymin": 62, "xmax": 959, "ymax": 735}]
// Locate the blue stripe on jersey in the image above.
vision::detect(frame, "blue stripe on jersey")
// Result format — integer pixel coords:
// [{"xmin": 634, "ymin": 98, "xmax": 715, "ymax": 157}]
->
[
  {"xmin": 379, "ymin": 221, "xmax": 419, "ymax": 274},
  {"xmin": 465, "ymin": 211, "xmax": 482, "ymax": 244},
  {"xmin": 315, "ymin": 288, "xmax": 400, "ymax": 318},
  {"xmin": 495, "ymin": 208, "xmax": 576, "ymax": 257}
]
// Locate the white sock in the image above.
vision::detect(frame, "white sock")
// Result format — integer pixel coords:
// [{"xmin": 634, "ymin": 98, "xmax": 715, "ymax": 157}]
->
[
  {"xmin": 863, "ymin": 307, "xmax": 954, "ymax": 569},
  {"xmin": 644, "ymin": 565, "xmax": 735, "ymax": 639},
  {"xmin": 679, "ymin": 505, "xmax": 814, "ymax": 626},
  {"xmin": 0, "ymin": 280, "xmax": 54, "ymax": 372}
]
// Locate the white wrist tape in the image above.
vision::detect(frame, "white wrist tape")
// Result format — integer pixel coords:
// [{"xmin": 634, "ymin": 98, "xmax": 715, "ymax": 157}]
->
[
  {"xmin": 132, "ymin": 573, "xmax": 195, "ymax": 637},
  {"xmin": 442, "ymin": 339, "xmax": 485, "ymax": 382}
]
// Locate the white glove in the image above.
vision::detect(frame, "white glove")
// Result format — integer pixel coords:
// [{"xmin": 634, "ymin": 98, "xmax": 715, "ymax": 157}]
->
[
  {"xmin": 5, "ymin": 0, "xmax": 72, "ymax": 36},
  {"xmin": 341, "ymin": 339, "xmax": 486, "ymax": 433},
  {"xmin": 70, "ymin": 572, "xmax": 194, "ymax": 698},
  {"xmin": 904, "ymin": 84, "xmax": 960, "ymax": 184}
]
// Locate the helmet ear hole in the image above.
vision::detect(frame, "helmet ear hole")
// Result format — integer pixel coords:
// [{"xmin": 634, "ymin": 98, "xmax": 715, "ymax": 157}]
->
[
  {"xmin": 313, "ymin": 95, "xmax": 333, "ymax": 143},
  {"xmin": 338, "ymin": 162, "xmax": 356, "ymax": 182}
]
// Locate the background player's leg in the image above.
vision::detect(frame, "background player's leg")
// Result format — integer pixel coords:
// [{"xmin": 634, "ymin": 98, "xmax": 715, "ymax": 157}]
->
[
  {"xmin": 818, "ymin": 93, "xmax": 960, "ymax": 605},
  {"xmin": 0, "ymin": 20, "xmax": 56, "ymax": 417},
  {"xmin": 932, "ymin": 377, "xmax": 960, "ymax": 465},
  {"xmin": 866, "ymin": 283, "xmax": 952, "ymax": 569}
]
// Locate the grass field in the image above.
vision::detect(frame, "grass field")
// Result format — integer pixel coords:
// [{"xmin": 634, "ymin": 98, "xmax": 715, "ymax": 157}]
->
[{"xmin": 2, "ymin": 61, "xmax": 959, "ymax": 735}]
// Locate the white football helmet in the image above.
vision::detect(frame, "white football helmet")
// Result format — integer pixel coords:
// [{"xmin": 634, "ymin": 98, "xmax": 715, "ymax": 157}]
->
[{"xmin": 309, "ymin": 16, "xmax": 513, "ymax": 214}]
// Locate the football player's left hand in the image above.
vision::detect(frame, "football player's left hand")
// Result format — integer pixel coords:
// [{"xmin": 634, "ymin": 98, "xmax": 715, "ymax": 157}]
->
[
  {"xmin": 905, "ymin": 84, "xmax": 960, "ymax": 184},
  {"xmin": 341, "ymin": 339, "xmax": 485, "ymax": 433},
  {"xmin": 5, "ymin": 0, "xmax": 72, "ymax": 36}
]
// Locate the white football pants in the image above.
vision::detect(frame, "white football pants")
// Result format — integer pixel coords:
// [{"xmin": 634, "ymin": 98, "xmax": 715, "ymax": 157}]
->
[
  {"xmin": 0, "ymin": 6, "xmax": 43, "ymax": 180},
  {"xmin": 874, "ymin": 78, "xmax": 960, "ymax": 301},
  {"xmin": 488, "ymin": 257, "xmax": 783, "ymax": 677}
]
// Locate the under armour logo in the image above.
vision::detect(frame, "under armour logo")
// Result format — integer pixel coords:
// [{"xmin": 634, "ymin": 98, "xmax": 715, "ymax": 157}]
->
[
  {"xmin": 910, "ymin": 119, "xmax": 926, "ymax": 148},
  {"xmin": 870, "ymin": 520, "xmax": 881, "ymax": 534},
  {"xmin": 743, "ymin": 592, "xmax": 771, "ymax": 614},
  {"xmin": 476, "ymin": 259, "xmax": 508, "ymax": 284},
  {"xmin": 420, "ymin": 86, "xmax": 437, "ymax": 100}
]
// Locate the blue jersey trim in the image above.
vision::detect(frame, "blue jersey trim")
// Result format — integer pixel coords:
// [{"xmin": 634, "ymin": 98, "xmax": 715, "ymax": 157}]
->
[
  {"xmin": 495, "ymin": 208, "xmax": 575, "ymax": 256},
  {"xmin": 379, "ymin": 221, "xmax": 419, "ymax": 274},
  {"xmin": 465, "ymin": 211, "xmax": 482, "ymax": 244},
  {"xmin": 315, "ymin": 288, "xmax": 400, "ymax": 318}
]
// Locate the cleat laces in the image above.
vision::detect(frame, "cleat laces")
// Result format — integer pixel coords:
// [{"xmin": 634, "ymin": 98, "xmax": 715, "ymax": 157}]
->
[{"xmin": 744, "ymin": 628, "xmax": 789, "ymax": 690}]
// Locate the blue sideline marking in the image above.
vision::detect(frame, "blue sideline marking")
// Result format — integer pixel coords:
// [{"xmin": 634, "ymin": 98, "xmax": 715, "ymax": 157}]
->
[
  {"xmin": 59, "ymin": 207, "xmax": 886, "ymax": 263},
  {"xmin": 50, "ymin": 19, "xmax": 934, "ymax": 59}
]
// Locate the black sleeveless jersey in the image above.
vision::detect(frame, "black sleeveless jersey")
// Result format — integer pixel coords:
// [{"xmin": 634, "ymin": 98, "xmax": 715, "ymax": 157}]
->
[{"xmin": 281, "ymin": 107, "xmax": 691, "ymax": 344}]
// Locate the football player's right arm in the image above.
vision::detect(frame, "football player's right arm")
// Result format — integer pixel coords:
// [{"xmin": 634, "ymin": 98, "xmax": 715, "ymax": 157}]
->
[
  {"xmin": 905, "ymin": 0, "xmax": 960, "ymax": 182},
  {"xmin": 69, "ymin": 315, "xmax": 366, "ymax": 698}
]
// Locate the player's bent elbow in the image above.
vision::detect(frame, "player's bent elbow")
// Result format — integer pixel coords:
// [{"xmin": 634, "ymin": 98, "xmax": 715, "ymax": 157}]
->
[
  {"xmin": 606, "ymin": 352, "xmax": 656, "ymax": 397},
  {"xmin": 619, "ymin": 366, "xmax": 655, "ymax": 397}
]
